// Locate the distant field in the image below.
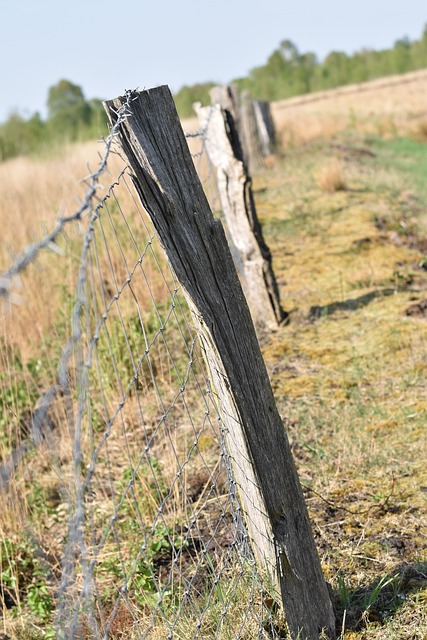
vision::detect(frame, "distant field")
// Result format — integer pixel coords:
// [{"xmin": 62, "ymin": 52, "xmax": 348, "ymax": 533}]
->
[{"xmin": 271, "ymin": 67, "xmax": 427, "ymax": 145}]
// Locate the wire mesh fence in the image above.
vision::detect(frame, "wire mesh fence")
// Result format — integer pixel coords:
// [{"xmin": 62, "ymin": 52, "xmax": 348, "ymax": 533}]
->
[{"xmin": 0, "ymin": 92, "xmax": 285, "ymax": 639}]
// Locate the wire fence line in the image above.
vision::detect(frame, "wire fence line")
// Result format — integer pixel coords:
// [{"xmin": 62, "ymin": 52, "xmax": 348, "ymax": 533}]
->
[
  {"xmin": 0, "ymin": 94, "xmax": 133, "ymax": 301},
  {"xmin": 0, "ymin": 91, "xmax": 285, "ymax": 639}
]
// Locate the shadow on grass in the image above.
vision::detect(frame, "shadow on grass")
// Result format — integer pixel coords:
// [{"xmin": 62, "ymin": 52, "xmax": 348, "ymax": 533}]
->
[
  {"xmin": 309, "ymin": 288, "xmax": 400, "ymax": 320},
  {"xmin": 333, "ymin": 561, "xmax": 427, "ymax": 634}
]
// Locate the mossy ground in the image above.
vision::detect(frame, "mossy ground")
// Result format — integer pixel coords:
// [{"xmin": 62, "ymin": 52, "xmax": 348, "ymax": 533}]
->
[{"xmin": 255, "ymin": 134, "xmax": 427, "ymax": 638}]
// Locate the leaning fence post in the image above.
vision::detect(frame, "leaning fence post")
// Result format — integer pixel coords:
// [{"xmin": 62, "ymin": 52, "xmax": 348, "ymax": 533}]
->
[
  {"xmin": 104, "ymin": 86, "xmax": 336, "ymax": 640},
  {"xmin": 194, "ymin": 102, "xmax": 286, "ymax": 330}
]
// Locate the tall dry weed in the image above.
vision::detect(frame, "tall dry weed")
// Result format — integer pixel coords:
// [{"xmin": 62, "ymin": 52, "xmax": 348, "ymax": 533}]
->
[
  {"xmin": 409, "ymin": 117, "xmax": 427, "ymax": 142},
  {"xmin": 315, "ymin": 160, "xmax": 346, "ymax": 193}
]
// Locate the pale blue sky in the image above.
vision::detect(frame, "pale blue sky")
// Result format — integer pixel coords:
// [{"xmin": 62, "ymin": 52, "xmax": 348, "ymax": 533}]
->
[{"xmin": 1, "ymin": 0, "xmax": 426, "ymax": 122}]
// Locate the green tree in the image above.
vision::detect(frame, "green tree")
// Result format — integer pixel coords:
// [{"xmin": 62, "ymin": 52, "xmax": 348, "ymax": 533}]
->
[
  {"xmin": 293, "ymin": 52, "xmax": 318, "ymax": 94},
  {"xmin": 0, "ymin": 112, "xmax": 45, "ymax": 160},
  {"xmin": 320, "ymin": 51, "xmax": 351, "ymax": 88},
  {"xmin": 249, "ymin": 50, "xmax": 287, "ymax": 100},
  {"xmin": 0, "ymin": 81, "xmax": 107, "ymax": 162},
  {"xmin": 410, "ymin": 23, "xmax": 427, "ymax": 68},
  {"xmin": 0, "ymin": 112, "xmax": 26, "ymax": 159},
  {"xmin": 392, "ymin": 37, "xmax": 412, "ymax": 73},
  {"xmin": 47, "ymin": 79, "xmax": 91, "ymax": 141},
  {"xmin": 173, "ymin": 82, "xmax": 216, "ymax": 118},
  {"xmin": 25, "ymin": 113, "xmax": 47, "ymax": 150},
  {"xmin": 247, "ymin": 39, "xmax": 309, "ymax": 100},
  {"xmin": 87, "ymin": 98, "xmax": 109, "ymax": 137}
]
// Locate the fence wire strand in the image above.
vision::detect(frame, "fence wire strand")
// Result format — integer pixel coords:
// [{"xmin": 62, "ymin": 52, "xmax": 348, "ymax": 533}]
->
[{"xmin": 0, "ymin": 94, "xmax": 283, "ymax": 639}]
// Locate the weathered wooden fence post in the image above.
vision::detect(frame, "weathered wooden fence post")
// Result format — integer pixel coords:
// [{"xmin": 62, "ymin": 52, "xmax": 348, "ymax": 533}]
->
[
  {"xmin": 209, "ymin": 83, "xmax": 259, "ymax": 174},
  {"xmin": 104, "ymin": 86, "xmax": 336, "ymax": 640},
  {"xmin": 209, "ymin": 84, "xmax": 276, "ymax": 173},
  {"xmin": 253, "ymin": 99, "xmax": 276, "ymax": 157},
  {"xmin": 194, "ymin": 102, "xmax": 286, "ymax": 330},
  {"xmin": 209, "ymin": 84, "xmax": 240, "ymax": 129},
  {"xmin": 239, "ymin": 90, "xmax": 264, "ymax": 174}
]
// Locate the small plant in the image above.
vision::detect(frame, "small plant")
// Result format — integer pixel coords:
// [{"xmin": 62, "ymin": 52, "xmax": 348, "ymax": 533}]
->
[
  {"xmin": 315, "ymin": 160, "xmax": 346, "ymax": 193},
  {"xmin": 27, "ymin": 577, "xmax": 54, "ymax": 621},
  {"xmin": 115, "ymin": 456, "xmax": 168, "ymax": 523},
  {"xmin": 362, "ymin": 573, "xmax": 400, "ymax": 611},
  {"xmin": 100, "ymin": 524, "xmax": 187, "ymax": 612},
  {"xmin": 411, "ymin": 118, "xmax": 427, "ymax": 142},
  {"xmin": 0, "ymin": 537, "xmax": 54, "ymax": 625},
  {"xmin": 337, "ymin": 573, "xmax": 352, "ymax": 610},
  {"xmin": 335, "ymin": 571, "xmax": 403, "ymax": 632}
]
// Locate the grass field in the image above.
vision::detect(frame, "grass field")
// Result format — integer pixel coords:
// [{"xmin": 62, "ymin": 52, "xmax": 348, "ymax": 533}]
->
[
  {"xmin": 1, "ymin": 70, "xmax": 427, "ymax": 639},
  {"xmin": 256, "ymin": 132, "xmax": 427, "ymax": 639},
  {"xmin": 272, "ymin": 68, "xmax": 427, "ymax": 147}
]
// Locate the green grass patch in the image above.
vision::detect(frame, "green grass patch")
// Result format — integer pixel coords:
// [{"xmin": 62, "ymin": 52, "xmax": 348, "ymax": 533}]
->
[{"xmin": 366, "ymin": 136, "xmax": 427, "ymax": 196}]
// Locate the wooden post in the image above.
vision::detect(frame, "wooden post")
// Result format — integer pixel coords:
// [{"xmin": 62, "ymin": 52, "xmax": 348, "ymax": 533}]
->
[
  {"xmin": 239, "ymin": 90, "xmax": 264, "ymax": 174},
  {"xmin": 209, "ymin": 84, "xmax": 257, "ymax": 174},
  {"xmin": 239, "ymin": 91, "xmax": 264, "ymax": 175},
  {"xmin": 104, "ymin": 86, "xmax": 336, "ymax": 640},
  {"xmin": 253, "ymin": 99, "xmax": 276, "ymax": 157},
  {"xmin": 195, "ymin": 102, "xmax": 286, "ymax": 331},
  {"xmin": 209, "ymin": 85, "xmax": 275, "ymax": 173},
  {"xmin": 209, "ymin": 84, "xmax": 240, "ymax": 129}
]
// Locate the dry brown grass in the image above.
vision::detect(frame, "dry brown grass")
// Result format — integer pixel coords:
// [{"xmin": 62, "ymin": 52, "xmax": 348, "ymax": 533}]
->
[
  {"xmin": 409, "ymin": 117, "xmax": 427, "ymax": 142},
  {"xmin": 315, "ymin": 160, "xmax": 346, "ymax": 193},
  {"xmin": 0, "ymin": 140, "xmax": 174, "ymax": 359},
  {"xmin": 0, "ymin": 142, "xmax": 103, "ymax": 256},
  {"xmin": 0, "ymin": 142, "xmax": 103, "ymax": 354},
  {"xmin": 272, "ymin": 68, "xmax": 427, "ymax": 146}
]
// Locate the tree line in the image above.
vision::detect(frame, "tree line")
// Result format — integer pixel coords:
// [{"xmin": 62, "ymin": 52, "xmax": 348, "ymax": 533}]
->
[
  {"xmin": 1, "ymin": 25, "xmax": 427, "ymax": 161},
  {"xmin": 0, "ymin": 80, "xmax": 108, "ymax": 162},
  {"xmin": 174, "ymin": 25, "xmax": 427, "ymax": 117}
]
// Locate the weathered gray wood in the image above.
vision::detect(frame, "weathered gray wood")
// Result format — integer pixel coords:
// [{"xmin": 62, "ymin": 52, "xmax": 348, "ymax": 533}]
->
[
  {"xmin": 210, "ymin": 85, "xmax": 276, "ymax": 171},
  {"xmin": 209, "ymin": 84, "xmax": 254, "ymax": 172},
  {"xmin": 240, "ymin": 90, "xmax": 264, "ymax": 174},
  {"xmin": 104, "ymin": 86, "xmax": 336, "ymax": 640},
  {"xmin": 254, "ymin": 99, "xmax": 276, "ymax": 157},
  {"xmin": 209, "ymin": 84, "xmax": 240, "ymax": 129},
  {"xmin": 195, "ymin": 102, "xmax": 286, "ymax": 331}
]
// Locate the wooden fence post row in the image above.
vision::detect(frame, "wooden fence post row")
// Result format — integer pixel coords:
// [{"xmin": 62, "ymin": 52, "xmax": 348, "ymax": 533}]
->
[
  {"xmin": 209, "ymin": 83, "xmax": 276, "ymax": 175},
  {"xmin": 104, "ymin": 86, "xmax": 335, "ymax": 640},
  {"xmin": 194, "ymin": 101, "xmax": 286, "ymax": 331}
]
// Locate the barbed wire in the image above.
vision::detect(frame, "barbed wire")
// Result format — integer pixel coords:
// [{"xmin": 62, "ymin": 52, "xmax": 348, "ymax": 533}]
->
[
  {"xmin": 0, "ymin": 94, "xmax": 283, "ymax": 638},
  {"xmin": 0, "ymin": 91, "xmax": 135, "ymax": 299}
]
